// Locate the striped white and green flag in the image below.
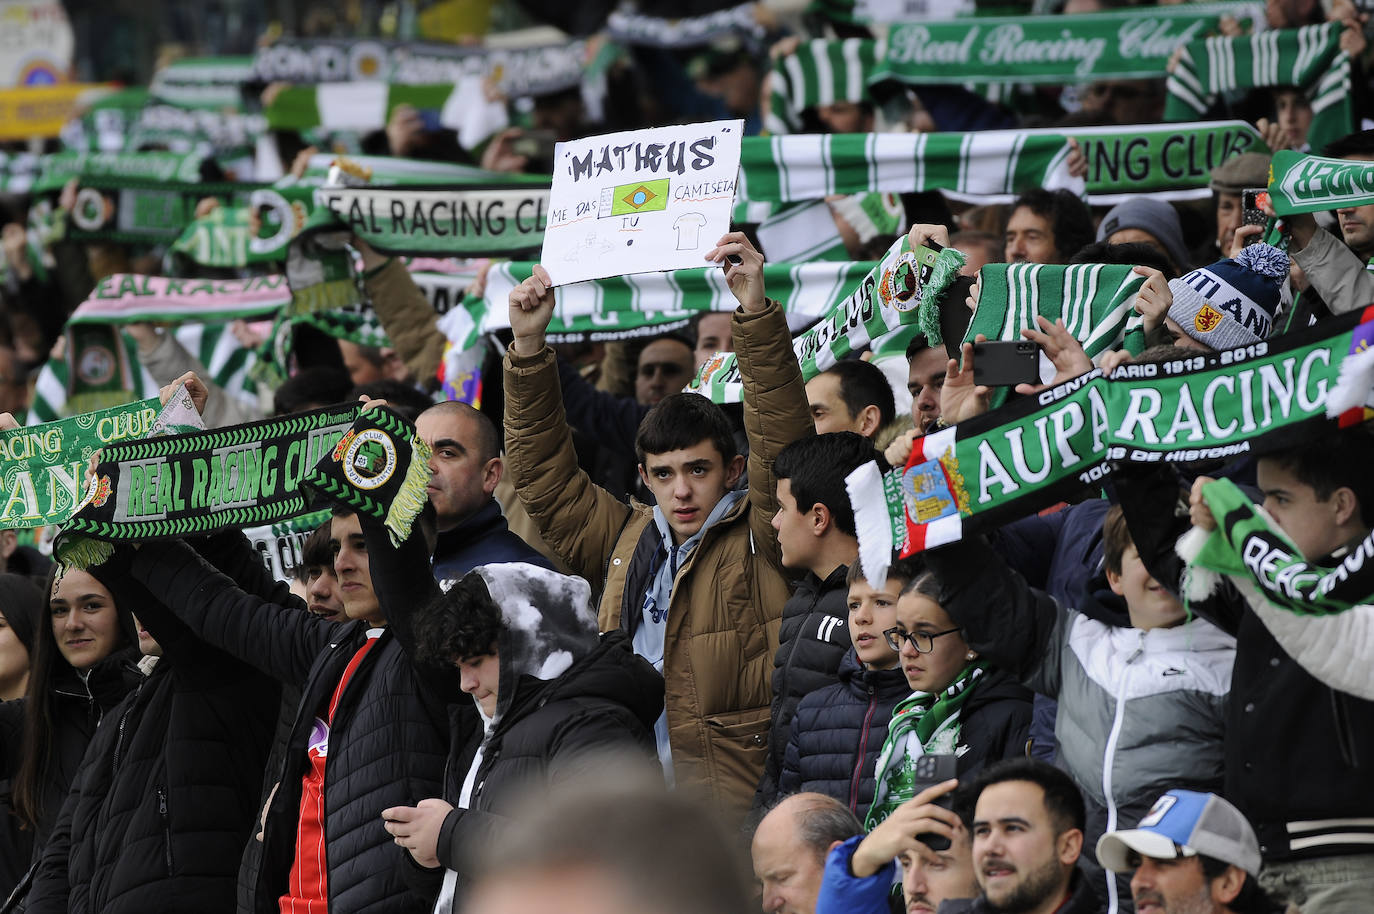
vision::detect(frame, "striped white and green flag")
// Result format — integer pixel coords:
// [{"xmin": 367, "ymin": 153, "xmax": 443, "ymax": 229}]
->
[
  {"xmin": 457, "ymin": 260, "xmax": 879, "ymax": 349},
  {"xmin": 265, "ymin": 80, "xmax": 509, "ymax": 149},
  {"xmin": 1166, "ymin": 22, "xmax": 1352, "ymax": 152},
  {"xmin": 739, "ymin": 130, "xmax": 1084, "ymax": 206},
  {"xmin": 766, "ymin": 38, "xmax": 879, "ymax": 136},
  {"xmin": 28, "ymin": 323, "xmax": 259, "ymax": 424},
  {"xmin": 149, "ymin": 56, "xmax": 257, "ymax": 109}
]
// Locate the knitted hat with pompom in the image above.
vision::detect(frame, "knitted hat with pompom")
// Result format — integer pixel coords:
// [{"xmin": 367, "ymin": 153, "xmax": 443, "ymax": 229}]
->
[{"xmin": 1166, "ymin": 244, "xmax": 1289, "ymax": 351}]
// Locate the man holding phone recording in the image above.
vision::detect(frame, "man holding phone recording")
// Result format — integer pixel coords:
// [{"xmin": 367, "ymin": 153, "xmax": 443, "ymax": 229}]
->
[{"xmin": 816, "ymin": 777, "xmax": 979, "ymax": 914}]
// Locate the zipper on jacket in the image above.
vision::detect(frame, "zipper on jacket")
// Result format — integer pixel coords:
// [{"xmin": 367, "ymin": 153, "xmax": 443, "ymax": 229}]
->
[
  {"xmin": 1099, "ymin": 630, "xmax": 1146, "ymax": 914},
  {"xmin": 157, "ymin": 786, "xmax": 174, "ymax": 875},
  {"xmin": 848, "ymin": 685, "xmax": 879, "ymax": 813},
  {"xmin": 110, "ymin": 693, "xmax": 138, "ymax": 776}
]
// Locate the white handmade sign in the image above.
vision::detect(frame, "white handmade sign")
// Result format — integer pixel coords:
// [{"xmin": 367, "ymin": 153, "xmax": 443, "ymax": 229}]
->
[{"xmin": 541, "ymin": 119, "xmax": 743, "ymax": 286}]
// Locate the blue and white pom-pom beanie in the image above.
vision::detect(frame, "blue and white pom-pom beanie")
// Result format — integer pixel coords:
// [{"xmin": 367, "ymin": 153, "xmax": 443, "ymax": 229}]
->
[{"xmin": 1167, "ymin": 244, "xmax": 1290, "ymax": 350}]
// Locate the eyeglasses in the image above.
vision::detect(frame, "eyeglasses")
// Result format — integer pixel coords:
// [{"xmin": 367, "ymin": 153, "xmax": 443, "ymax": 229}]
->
[{"xmin": 884, "ymin": 626, "xmax": 963, "ymax": 654}]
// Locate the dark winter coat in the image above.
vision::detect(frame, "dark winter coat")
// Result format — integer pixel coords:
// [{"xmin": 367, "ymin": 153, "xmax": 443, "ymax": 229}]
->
[
  {"xmin": 127, "ymin": 537, "xmax": 449, "ymax": 914},
  {"xmin": 0, "ymin": 645, "xmax": 140, "ymax": 874},
  {"xmin": 756, "ymin": 564, "xmax": 852, "ymax": 808},
  {"xmin": 434, "ymin": 630, "xmax": 662, "ymax": 883},
  {"xmin": 940, "ymin": 868, "xmax": 1105, "ymax": 914},
  {"xmin": 777, "ymin": 651, "xmax": 909, "ymax": 814},
  {"xmin": 430, "ymin": 498, "xmax": 553, "ymax": 588},
  {"xmin": 25, "ymin": 574, "xmax": 279, "ymax": 914}
]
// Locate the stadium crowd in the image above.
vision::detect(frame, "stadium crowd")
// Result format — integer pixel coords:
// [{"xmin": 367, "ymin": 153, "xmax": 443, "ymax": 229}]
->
[{"xmin": 0, "ymin": 1, "xmax": 1373, "ymax": 913}]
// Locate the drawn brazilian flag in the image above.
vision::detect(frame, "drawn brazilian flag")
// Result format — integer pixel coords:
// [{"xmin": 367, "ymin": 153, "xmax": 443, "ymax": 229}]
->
[{"xmin": 609, "ymin": 179, "xmax": 670, "ymax": 216}]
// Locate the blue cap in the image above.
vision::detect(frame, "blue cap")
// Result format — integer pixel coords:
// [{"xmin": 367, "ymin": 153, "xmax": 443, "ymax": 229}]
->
[{"xmin": 1095, "ymin": 790, "xmax": 1262, "ymax": 877}]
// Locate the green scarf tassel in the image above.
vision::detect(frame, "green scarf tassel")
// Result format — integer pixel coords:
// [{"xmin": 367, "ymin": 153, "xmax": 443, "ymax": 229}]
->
[
  {"xmin": 384, "ymin": 436, "xmax": 433, "ymax": 546},
  {"xmin": 914, "ymin": 246, "xmax": 968, "ymax": 345}
]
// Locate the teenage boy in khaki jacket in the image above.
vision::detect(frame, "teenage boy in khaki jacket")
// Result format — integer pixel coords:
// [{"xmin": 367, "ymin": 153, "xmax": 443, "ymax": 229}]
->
[{"xmin": 503, "ymin": 233, "xmax": 813, "ymax": 820}]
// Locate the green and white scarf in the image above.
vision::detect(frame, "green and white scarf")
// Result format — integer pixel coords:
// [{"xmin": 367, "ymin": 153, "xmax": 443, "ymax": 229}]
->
[
  {"xmin": 30, "ymin": 150, "xmax": 209, "ymax": 193},
  {"xmin": 466, "ymin": 259, "xmax": 880, "ymax": 349},
  {"xmin": 735, "ymin": 122, "xmax": 1264, "ymax": 213},
  {"xmin": 245, "ymin": 508, "xmax": 333, "ymax": 584},
  {"xmin": 1166, "ymin": 22, "xmax": 1352, "ymax": 153},
  {"xmin": 689, "ymin": 236, "xmax": 966, "ymax": 403},
  {"xmin": 845, "ymin": 307, "xmax": 1374, "ymax": 581},
  {"xmin": 69, "ymin": 274, "xmax": 291, "ymax": 325},
  {"xmin": 0, "ymin": 397, "xmax": 159, "ymax": 529},
  {"xmin": 765, "ymin": 38, "xmax": 879, "ymax": 136},
  {"xmin": 254, "ymin": 38, "xmax": 592, "ymax": 99},
  {"xmin": 28, "ymin": 323, "xmax": 258, "ymax": 424},
  {"xmin": 874, "ymin": 3, "xmax": 1265, "ymax": 86},
  {"xmin": 54, "ymin": 404, "xmax": 362, "ymax": 569},
  {"xmin": 969, "ymin": 262, "xmax": 1149, "ymax": 410},
  {"xmin": 312, "ymin": 184, "xmax": 548, "ymax": 256},
  {"xmin": 263, "ymin": 82, "xmax": 504, "ymax": 140},
  {"xmin": 303, "ymin": 406, "xmax": 433, "ymax": 546},
  {"xmin": 739, "ymin": 130, "xmax": 1083, "ymax": 208},
  {"xmin": 605, "ymin": 3, "xmax": 766, "ymax": 47},
  {"xmin": 1181, "ymin": 476, "xmax": 1374, "ymax": 618},
  {"xmin": 865, "ymin": 661, "xmax": 989, "ymax": 831},
  {"xmin": 149, "ymin": 56, "xmax": 256, "ymax": 109},
  {"xmin": 1267, "ymin": 150, "xmax": 1374, "ymax": 215}
]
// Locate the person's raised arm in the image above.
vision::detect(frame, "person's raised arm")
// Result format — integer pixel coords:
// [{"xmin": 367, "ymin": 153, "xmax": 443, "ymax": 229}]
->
[
  {"xmin": 705, "ymin": 232, "xmax": 813, "ymax": 565},
  {"xmin": 129, "ymin": 538, "xmax": 336, "ymax": 687},
  {"xmin": 502, "ymin": 265, "xmax": 633, "ymax": 583}
]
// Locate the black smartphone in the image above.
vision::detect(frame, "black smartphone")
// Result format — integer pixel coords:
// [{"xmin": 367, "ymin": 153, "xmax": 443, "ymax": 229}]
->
[
  {"xmin": 973, "ymin": 339, "xmax": 1039, "ymax": 387},
  {"xmin": 1241, "ymin": 188, "xmax": 1269, "ymax": 247},
  {"xmin": 909, "ymin": 754, "xmax": 960, "ymax": 851},
  {"xmin": 510, "ymin": 129, "xmax": 559, "ymax": 163}
]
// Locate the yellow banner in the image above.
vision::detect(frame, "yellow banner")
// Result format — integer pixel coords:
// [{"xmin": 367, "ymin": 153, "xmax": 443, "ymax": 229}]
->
[{"xmin": 0, "ymin": 84, "xmax": 111, "ymax": 140}]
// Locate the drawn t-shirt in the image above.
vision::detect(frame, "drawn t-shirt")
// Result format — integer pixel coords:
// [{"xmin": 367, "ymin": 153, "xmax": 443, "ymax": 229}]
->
[{"xmin": 673, "ymin": 212, "xmax": 708, "ymax": 250}]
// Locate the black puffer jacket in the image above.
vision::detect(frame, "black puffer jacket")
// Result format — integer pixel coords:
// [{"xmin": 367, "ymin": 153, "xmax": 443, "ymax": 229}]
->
[
  {"xmin": 943, "ymin": 666, "xmax": 1034, "ymax": 778},
  {"xmin": 25, "ymin": 575, "xmax": 280, "ymax": 914},
  {"xmin": 755, "ymin": 565, "xmax": 851, "ymax": 808},
  {"xmin": 0, "ymin": 644, "xmax": 140, "ymax": 866},
  {"xmin": 777, "ymin": 651, "xmax": 910, "ymax": 814},
  {"xmin": 127, "ymin": 537, "xmax": 450, "ymax": 914}
]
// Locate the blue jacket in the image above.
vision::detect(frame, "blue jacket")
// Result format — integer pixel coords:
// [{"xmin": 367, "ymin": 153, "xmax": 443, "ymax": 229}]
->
[
  {"xmin": 431, "ymin": 498, "xmax": 552, "ymax": 588},
  {"xmin": 778, "ymin": 651, "xmax": 910, "ymax": 815},
  {"xmin": 815, "ymin": 835, "xmax": 892, "ymax": 914}
]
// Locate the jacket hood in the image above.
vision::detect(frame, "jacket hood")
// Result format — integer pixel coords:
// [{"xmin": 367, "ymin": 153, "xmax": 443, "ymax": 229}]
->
[
  {"xmin": 470, "ymin": 562, "xmax": 600, "ymax": 722},
  {"xmin": 1076, "ymin": 570, "xmax": 1132, "ymax": 628},
  {"xmin": 509, "ymin": 629, "xmax": 664, "ymax": 732}
]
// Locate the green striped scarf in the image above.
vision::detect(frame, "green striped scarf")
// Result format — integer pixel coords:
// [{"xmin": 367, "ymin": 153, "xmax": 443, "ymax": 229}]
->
[
  {"xmin": 765, "ymin": 38, "xmax": 879, "ymax": 136},
  {"xmin": 1165, "ymin": 22, "xmax": 1352, "ymax": 153},
  {"xmin": 739, "ymin": 130, "xmax": 1082, "ymax": 208},
  {"xmin": 1183, "ymin": 476, "xmax": 1374, "ymax": 617},
  {"xmin": 689, "ymin": 235, "xmax": 965, "ymax": 403},
  {"xmin": 149, "ymin": 56, "xmax": 256, "ymax": 109},
  {"xmin": 865, "ymin": 661, "xmax": 988, "ymax": 831},
  {"xmin": 967, "ymin": 263, "xmax": 1148, "ymax": 409},
  {"xmin": 28, "ymin": 323, "xmax": 258, "ymax": 425},
  {"xmin": 467, "ymin": 259, "xmax": 880, "ymax": 349}
]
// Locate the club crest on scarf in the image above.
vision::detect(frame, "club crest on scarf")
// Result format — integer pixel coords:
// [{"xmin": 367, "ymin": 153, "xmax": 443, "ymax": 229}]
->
[
  {"xmin": 340, "ymin": 428, "xmax": 398, "ymax": 490},
  {"xmin": 878, "ymin": 247, "xmax": 940, "ymax": 314}
]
